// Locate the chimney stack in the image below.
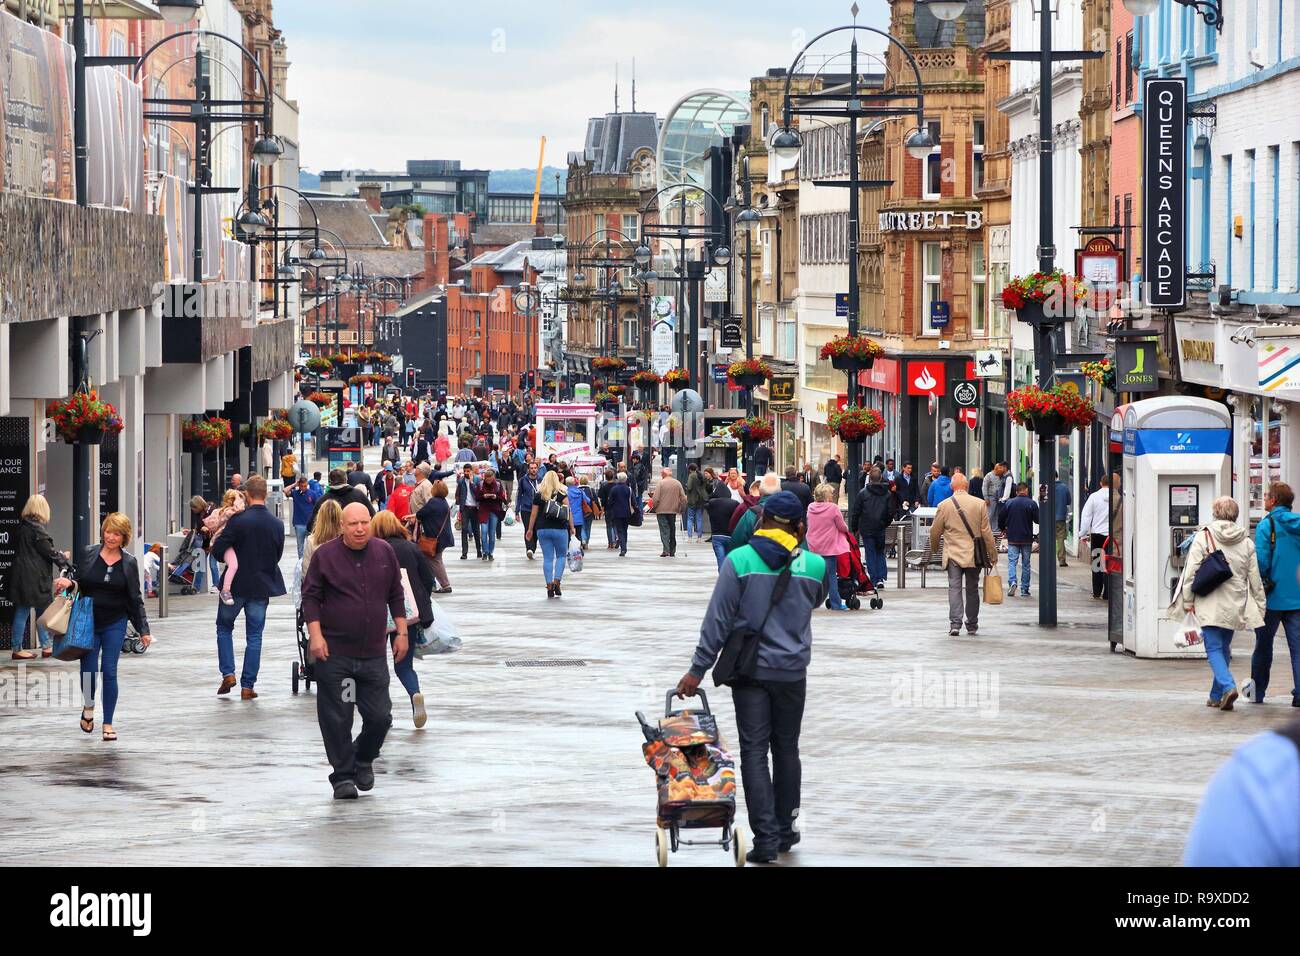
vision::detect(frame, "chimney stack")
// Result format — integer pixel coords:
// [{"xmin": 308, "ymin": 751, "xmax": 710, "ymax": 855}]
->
[{"xmin": 359, "ymin": 182, "xmax": 382, "ymax": 213}]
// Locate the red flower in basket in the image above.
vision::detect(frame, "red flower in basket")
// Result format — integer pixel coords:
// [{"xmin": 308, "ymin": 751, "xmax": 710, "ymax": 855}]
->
[
  {"xmin": 827, "ymin": 405, "xmax": 885, "ymax": 442},
  {"xmin": 728, "ymin": 416, "xmax": 774, "ymax": 443}
]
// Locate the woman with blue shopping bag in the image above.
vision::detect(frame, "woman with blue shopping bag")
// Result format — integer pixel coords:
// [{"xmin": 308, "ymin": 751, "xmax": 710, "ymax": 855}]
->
[{"xmin": 54, "ymin": 513, "xmax": 152, "ymax": 742}]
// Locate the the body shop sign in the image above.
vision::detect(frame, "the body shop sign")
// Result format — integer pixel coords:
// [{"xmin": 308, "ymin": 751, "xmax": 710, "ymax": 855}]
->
[{"xmin": 1143, "ymin": 78, "xmax": 1187, "ymax": 308}]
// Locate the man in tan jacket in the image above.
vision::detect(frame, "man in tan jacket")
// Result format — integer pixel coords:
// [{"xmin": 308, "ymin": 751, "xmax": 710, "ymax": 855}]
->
[
  {"xmin": 651, "ymin": 468, "xmax": 688, "ymax": 557},
  {"xmin": 928, "ymin": 473, "xmax": 999, "ymax": 636}
]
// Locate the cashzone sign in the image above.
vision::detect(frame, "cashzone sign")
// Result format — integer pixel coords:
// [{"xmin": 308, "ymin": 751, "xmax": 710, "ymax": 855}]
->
[{"xmin": 1142, "ymin": 77, "xmax": 1187, "ymax": 309}]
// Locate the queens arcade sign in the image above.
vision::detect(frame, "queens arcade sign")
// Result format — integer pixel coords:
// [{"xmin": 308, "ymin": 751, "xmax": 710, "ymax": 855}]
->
[{"xmin": 1143, "ymin": 77, "xmax": 1187, "ymax": 309}]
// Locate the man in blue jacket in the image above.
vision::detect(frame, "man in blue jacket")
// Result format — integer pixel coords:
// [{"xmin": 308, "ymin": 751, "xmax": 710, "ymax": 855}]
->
[
  {"xmin": 926, "ymin": 467, "xmax": 953, "ymax": 507},
  {"xmin": 1244, "ymin": 481, "xmax": 1300, "ymax": 707},
  {"xmin": 212, "ymin": 476, "xmax": 285, "ymax": 699},
  {"xmin": 676, "ymin": 492, "xmax": 830, "ymax": 864},
  {"xmin": 288, "ymin": 474, "xmax": 318, "ymax": 558}
]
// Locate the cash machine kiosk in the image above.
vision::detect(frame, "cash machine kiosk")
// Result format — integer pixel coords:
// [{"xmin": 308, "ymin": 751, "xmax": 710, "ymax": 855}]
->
[{"xmin": 1122, "ymin": 396, "xmax": 1231, "ymax": 658}]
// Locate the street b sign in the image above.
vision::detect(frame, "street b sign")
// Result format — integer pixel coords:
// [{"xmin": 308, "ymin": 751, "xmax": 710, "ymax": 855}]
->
[{"xmin": 721, "ymin": 317, "xmax": 743, "ymax": 349}]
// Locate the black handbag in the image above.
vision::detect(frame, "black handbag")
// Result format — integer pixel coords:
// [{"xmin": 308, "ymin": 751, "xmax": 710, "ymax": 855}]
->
[
  {"xmin": 1261, "ymin": 516, "xmax": 1278, "ymax": 594},
  {"xmin": 1190, "ymin": 528, "xmax": 1234, "ymax": 596},
  {"xmin": 712, "ymin": 552, "xmax": 796, "ymax": 687}
]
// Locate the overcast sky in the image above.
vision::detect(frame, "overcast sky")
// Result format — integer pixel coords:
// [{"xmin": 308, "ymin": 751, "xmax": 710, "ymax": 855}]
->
[{"xmin": 274, "ymin": 0, "xmax": 891, "ymax": 173}]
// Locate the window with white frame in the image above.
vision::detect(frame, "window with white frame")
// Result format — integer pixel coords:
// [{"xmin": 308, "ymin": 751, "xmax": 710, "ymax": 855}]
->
[
  {"xmin": 971, "ymin": 241, "xmax": 987, "ymax": 336},
  {"xmin": 922, "ymin": 242, "xmax": 943, "ymax": 334},
  {"xmin": 622, "ymin": 214, "xmax": 639, "ymax": 241},
  {"xmin": 760, "ymin": 104, "xmax": 770, "ymax": 140},
  {"xmin": 924, "ymin": 119, "xmax": 942, "ymax": 200},
  {"xmin": 621, "ymin": 311, "xmax": 639, "ymax": 348},
  {"xmin": 761, "ymin": 228, "xmax": 773, "ymax": 279},
  {"xmin": 972, "ymin": 118, "xmax": 985, "ymax": 192}
]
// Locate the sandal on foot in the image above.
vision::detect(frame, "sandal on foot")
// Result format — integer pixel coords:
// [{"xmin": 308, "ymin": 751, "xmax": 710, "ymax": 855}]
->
[
  {"xmin": 11, "ymin": 650, "xmax": 36, "ymax": 660},
  {"xmin": 102, "ymin": 728, "xmax": 118, "ymax": 742},
  {"xmin": 79, "ymin": 709, "xmax": 95, "ymax": 734}
]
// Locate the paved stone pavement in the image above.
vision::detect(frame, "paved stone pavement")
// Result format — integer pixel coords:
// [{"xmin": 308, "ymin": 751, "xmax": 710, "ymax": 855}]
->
[{"xmin": 3, "ymin": 452, "xmax": 1297, "ymax": 867}]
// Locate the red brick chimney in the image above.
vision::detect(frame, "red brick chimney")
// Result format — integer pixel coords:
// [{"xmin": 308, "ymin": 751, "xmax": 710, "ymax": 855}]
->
[{"xmin": 359, "ymin": 182, "xmax": 382, "ymax": 213}]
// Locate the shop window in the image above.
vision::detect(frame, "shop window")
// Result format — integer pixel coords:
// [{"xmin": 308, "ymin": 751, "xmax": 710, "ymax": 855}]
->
[
  {"xmin": 1249, "ymin": 398, "xmax": 1283, "ymax": 518},
  {"xmin": 923, "ymin": 120, "xmax": 942, "ymax": 200},
  {"xmin": 971, "ymin": 241, "xmax": 987, "ymax": 336},
  {"xmin": 922, "ymin": 242, "xmax": 943, "ymax": 335}
]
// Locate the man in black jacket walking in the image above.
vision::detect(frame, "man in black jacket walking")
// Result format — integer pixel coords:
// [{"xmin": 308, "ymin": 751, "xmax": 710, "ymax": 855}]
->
[
  {"xmin": 853, "ymin": 468, "xmax": 896, "ymax": 587},
  {"xmin": 999, "ymin": 482, "xmax": 1039, "ymax": 596},
  {"xmin": 308, "ymin": 469, "xmax": 374, "ymax": 533},
  {"xmin": 822, "ymin": 455, "xmax": 843, "ymax": 503}
]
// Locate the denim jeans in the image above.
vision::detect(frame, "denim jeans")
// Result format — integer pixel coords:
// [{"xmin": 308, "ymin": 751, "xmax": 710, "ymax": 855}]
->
[
  {"xmin": 1202, "ymin": 625, "xmax": 1238, "ymax": 703},
  {"xmin": 862, "ymin": 533, "xmax": 887, "ymax": 585},
  {"xmin": 606, "ymin": 519, "xmax": 616, "ymax": 547},
  {"xmin": 11, "ymin": 605, "xmax": 51, "ymax": 650},
  {"xmin": 711, "ymin": 534, "xmax": 731, "ymax": 569},
  {"xmin": 460, "ymin": 506, "xmax": 482, "ymax": 557},
  {"xmin": 1251, "ymin": 609, "xmax": 1300, "ymax": 704},
  {"xmin": 216, "ymin": 596, "xmax": 268, "ymax": 689},
  {"xmin": 479, "ymin": 515, "xmax": 498, "ymax": 556},
  {"xmin": 294, "ymin": 524, "xmax": 308, "ymax": 559},
  {"xmin": 732, "ymin": 678, "xmax": 806, "ymax": 853},
  {"xmin": 1007, "ymin": 543, "xmax": 1032, "ymax": 593},
  {"xmin": 81, "ymin": 616, "xmax": 128, "ymax": 724},
  {"xmin": 313, "ymin": 654, "xmax": 392, "ymax": 786},
  {"xmin": 686, "ymin": 507, "xmax": 704, "ymax": 537},
  {"xmin": 580, "ymin": 520, "xmax": 593, "ymax": 546},
  {"xmin": 536, "ymin": 528, "xmax": 568, "ymax": 584},
  {"xmin": 390, "ymin": 631, "xmax": 419, "ymax": 698}
]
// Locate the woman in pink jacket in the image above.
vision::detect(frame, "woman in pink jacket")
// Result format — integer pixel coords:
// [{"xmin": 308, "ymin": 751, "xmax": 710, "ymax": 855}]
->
[{"xmin": 805, "ymin": 483, "xmax": 852, "ymax": 611}]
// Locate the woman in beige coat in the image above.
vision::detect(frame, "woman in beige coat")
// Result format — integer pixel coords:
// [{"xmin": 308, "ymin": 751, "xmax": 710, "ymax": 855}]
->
[{"xmin": 1170, "ymin": 496, "xmax": 1266, "ymax": 711}]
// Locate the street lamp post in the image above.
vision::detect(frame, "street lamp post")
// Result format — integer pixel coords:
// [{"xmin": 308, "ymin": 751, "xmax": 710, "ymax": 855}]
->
[
  {"xmin": 735, "ymin": 155, "xmax": 762, "ymax": 475},
  {"xmin": 773, "ymin": 9, "xmax": 932, "ymax": 512},
  {"xmin": 982, "ymin": 0, "xmax": 1103, "ymax": 627}
]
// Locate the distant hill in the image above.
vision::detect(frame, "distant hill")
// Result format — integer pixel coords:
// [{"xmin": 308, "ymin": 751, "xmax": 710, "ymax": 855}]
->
[
  {"xmin": 490, "ymin": 167, "xmax": 567, "ymax": 194},
  {"xmin": 299, "ymin": 170, "xmax": 321, "ymax": 191}
]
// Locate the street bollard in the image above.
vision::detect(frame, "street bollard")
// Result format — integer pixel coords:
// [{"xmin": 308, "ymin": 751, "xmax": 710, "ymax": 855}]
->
[
  {"xmin": 896, "ymin": 522, "xmax": 906, "ymax": 590},
  {"xmin": 158, "ymin": 544, "xmax": 169, "ymax": 619}
]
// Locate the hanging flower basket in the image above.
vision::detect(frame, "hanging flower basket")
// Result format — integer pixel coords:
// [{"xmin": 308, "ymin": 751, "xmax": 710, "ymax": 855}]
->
[
  {"xmin": 1080, "ymin": 358, "xmax": 1115, "ymax": 393},
  {"xmin": 607, "ymin": 384, "xmax": 627, "ymax": 396},
  {"xmin": 631, "ymin": 371, "xmax": 661, "ymax": 392},
  {"xmin": 369, "ymin": 373, "xmax": 392, "ymax": 386},
  {"xmin": 728, "ymin": 416, "xmax": 774, "ymax": 443},
  {"xmin": 820, "ymin": 335, "xmax": 884, "ymax": 372},
  {"xmin": 663, "ymin": 368, "xmax": 690, "ymax": 391},
  {"xmin": 727, "ymin": 359, "xmax": 772, "ymax": 389},
  {"xmin": 47, "ymin": 392, "xmax": 124, "ymax": 445},
  {"xmin": 592, "ymin": 356, "xmax": 627, "ymax": 372},
  {"xmin": 305, "ymin": 357, "xmax": 333, "ymax": 375},
  {"xmin": 1007, "ymin": 384, "xmax": 1096, "ymax": 435},
  {"xmin": 828, "ymin": 405, "xmax": 885, "ymax": 443},
  {"xmin": 258, "ymin": 419, "xmax": 294, "ymax": 442},
  {"xmin": 349, "ymin": 374, "xmax": 371, "ymax": 386},
  {"xmin": 182, "ymin": 417, "xmax": 233, "ymax": 451},
  {"xmin": 306, "ymin": 391, "xmax": 334, "ymax": 409},
  {"xmin": 1001, "ymin": 270, "xmax": 1089, "ymax": 327}
]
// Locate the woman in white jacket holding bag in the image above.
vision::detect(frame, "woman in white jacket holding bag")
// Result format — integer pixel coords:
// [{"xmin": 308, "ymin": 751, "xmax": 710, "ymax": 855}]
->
[{"xmin": 1170, "ymin": 496, "xmax": 1266, "ymax": 711}]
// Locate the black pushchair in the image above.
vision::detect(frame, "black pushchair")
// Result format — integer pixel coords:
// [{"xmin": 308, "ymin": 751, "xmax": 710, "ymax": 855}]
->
[
  {"xmin": 291, "ymin": 608, "xmax": 315, "ymax": 694},
  {"xmin": 166, "ymin": 528, "xmax": 205, "ymax": 596}
]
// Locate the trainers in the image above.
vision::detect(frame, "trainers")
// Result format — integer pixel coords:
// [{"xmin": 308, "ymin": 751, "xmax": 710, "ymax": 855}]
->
[
  {"xmin": 1219, "ymin": 688, "xmax": 1239, "ymax": 711},
  {"xmin": 333, "ymin": 781, "xmax": 359, "ymax": 800},
  {"xmin": 1240, "ymin": 679, "xmax": 1256, "ymax": 702},
  {"xmin": 949, "ymin": 628, "xmax": 960, "ymax": 637},
  {"xmin": 355, "ymin": 763, "xmax": 375, "ymax": 792},
  {"xmin": 1021, "ymin": 591, "xmax": 1030, "ymax": 597},
  {"xmin": 779, "ymin": 833, "xmax": 802, "ymax": 853},
  {"xmin": 1206, "ymin": 698, "xmax": 1221, "ymax": 708},
  {"xmin": 411, "ymin": 693, "xmax": 427, "ymax": 729},
  {"xmin": 746, "ymin": 847, "xmax": 778, "ymax": 864}
]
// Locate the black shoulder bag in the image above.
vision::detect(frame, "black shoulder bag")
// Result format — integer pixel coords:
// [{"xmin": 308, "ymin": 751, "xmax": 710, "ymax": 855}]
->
[
  {"xmin": 1190, "ymin": 528, "xmax": 1234, "ymax": 596},
  {"xmin": 712, "ymin": 550, "xmax": 797, "ymax": 688},
  {"xmin": 1260, "ymin": 516, "xmax": 1277, "ymax": 594},
  {"xmin": 952, "ymin": 499, "xmax": 991, "ymax": 570}
]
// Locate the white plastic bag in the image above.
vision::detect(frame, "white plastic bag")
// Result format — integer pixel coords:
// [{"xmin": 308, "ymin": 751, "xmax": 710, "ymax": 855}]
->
[
  {"xmin": 415, "ymin": 596, "xmax": 462, "ymax": 657},
  {"xmin": 1174, "ymin": 610, "xmax": 1203, "ymax": 648},
  {"xmin": 503, "ymin": 511, "xmax": 516, "ymax": 527},
  {"xmin": 566, "ymin": 545, "xmax": 584, "ymax": 573}
]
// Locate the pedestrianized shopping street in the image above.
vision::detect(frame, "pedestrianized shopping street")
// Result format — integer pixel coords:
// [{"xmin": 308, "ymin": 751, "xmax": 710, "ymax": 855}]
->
[{"xmin": 1, "ymin": 456, "xmax": 1291, "ymax": 868}]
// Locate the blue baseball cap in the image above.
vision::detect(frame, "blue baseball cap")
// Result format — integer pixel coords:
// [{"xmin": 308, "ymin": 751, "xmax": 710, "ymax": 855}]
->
[{"xmin": 762, "ymin": 491, "xmax": 804, "ymax": 526}]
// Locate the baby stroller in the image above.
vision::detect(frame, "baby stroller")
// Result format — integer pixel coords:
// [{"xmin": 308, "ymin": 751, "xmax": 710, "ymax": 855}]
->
[
  {"xmin": 291, "ymin": 608, "xmax": 315, "ymax": 694},
  {"xmin": 166, "ymin": 529, "xmax": 205, "ymax": 596},
  {"xmin": 636, "ymin": 690, "xmax": 745, "ymax": 868},
  {"xmin": 830, "ymin": 532, "xmax": 883, "ymax": 611}
]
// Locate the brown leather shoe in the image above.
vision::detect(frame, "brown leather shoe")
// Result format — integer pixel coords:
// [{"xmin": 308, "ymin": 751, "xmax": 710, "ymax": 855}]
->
[
  {"xmin": 217, "ymin": 675, "xmax": 237, "ymax": 695},
  {"xmin": 241, "ymin": 688, "xmax": 258, "ymax": 701}
]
